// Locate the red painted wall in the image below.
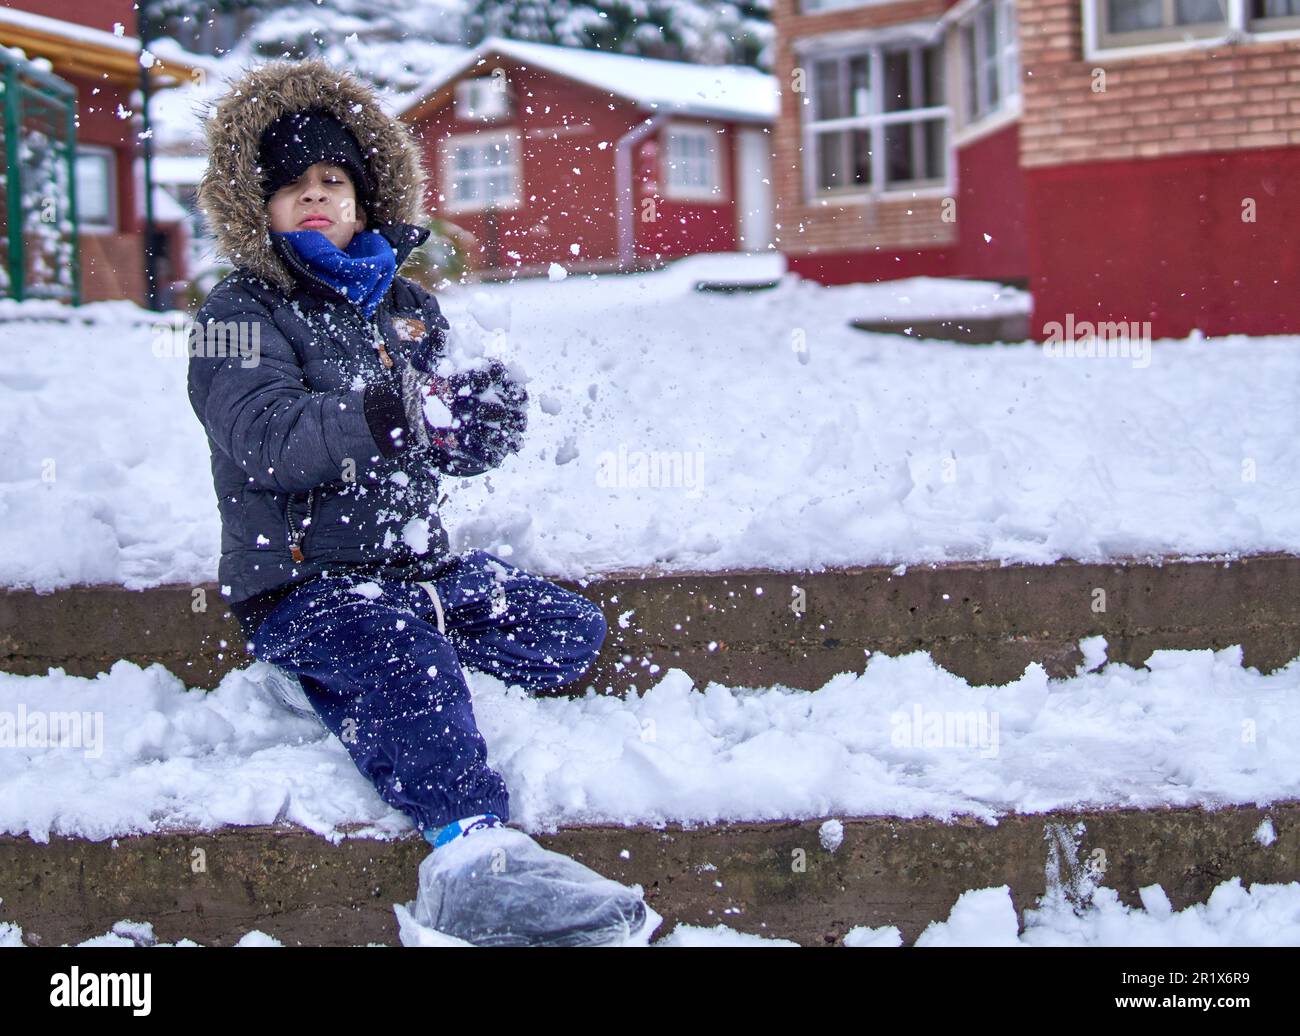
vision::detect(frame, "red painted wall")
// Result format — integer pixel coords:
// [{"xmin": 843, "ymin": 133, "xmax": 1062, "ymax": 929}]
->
[
  {"xmin": 413, "ymin": 64, "xmax": 641, "ymax": 269},
  {"xmin": 1024, "ymin": 146, "xmax": 1300, "ymax": 340},
  {"xmin": 410, "ymin": 60, "xmax": 744, "ymax": 271},
  {"xmin": 66, "ymin": 71, "xmax": 138, "ymax": 232},
  {"xmin": 787, "ymin": 246, "xmax": 956, "ymax": 284},
  {"xmin": 4, "ymin": 0, "xmax": 138, "ymax": 36},
  {"xmin": 952, "ymin": 121, "xmax": 1027, "ymax": 282},
  {"xmin": 634, "ymin": 121, "xmax": 740, "ymax": 261}
]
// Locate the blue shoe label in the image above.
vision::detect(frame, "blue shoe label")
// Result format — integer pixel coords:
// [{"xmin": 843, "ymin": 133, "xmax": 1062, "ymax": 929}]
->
[{"xmin": 428, "ymin": 813, "xmax": 503, "ymax": 849}]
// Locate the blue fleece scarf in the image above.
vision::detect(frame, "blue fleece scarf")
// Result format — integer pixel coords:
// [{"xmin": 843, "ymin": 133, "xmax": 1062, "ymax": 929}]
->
[{"xmin": 274, "ymin": 229, "xmax": 397, "ymax": 318}]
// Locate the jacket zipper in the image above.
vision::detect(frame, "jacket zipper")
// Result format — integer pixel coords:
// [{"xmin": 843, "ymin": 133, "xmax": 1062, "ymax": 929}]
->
[
  {"xmin": 273, "ymin": 240, "xmax": 402, "ymax": 563},
  {"xmin": 370, "ymin": 316, "xmax": 395, "ymax": 369},
  {"xmin": 287, "ymin": 487, "xmax": 316, "ymax": 564}
]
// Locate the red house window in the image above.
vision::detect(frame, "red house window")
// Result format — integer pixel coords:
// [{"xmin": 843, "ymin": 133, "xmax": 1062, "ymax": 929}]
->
[
  {"xmin": 441, "ymin": 130, "xmax": 521, "ymax": 213},
  {"xmin": 662, "ymin": 124, "xmax": 723, "ymax": 202}
]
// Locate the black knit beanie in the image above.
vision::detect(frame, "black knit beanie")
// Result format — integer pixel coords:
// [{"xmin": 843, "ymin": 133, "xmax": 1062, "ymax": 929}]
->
[{"xmin": 258, "ymin": 107, "xmax": 375, "ymax": 213}]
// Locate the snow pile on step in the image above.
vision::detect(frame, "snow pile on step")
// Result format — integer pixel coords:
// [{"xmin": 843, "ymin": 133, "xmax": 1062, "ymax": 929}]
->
[
  {"xmin": 0, "ymin": 915, "xmax": 280, "ymax": 948},
  {"xmin": 2, "ymin": 255, "xmax": 1298, "ymax": 595},
  {"xmin": 0, "ymin": 637, "xmax": 1296, "ymax": 842},
  {"xmin": 897, "ymin": 877, "xmax": 1300, "ymax": 947},
  {"xmin": 5, "ymin": 877, "xmax": 1298, "ymax": 946}
]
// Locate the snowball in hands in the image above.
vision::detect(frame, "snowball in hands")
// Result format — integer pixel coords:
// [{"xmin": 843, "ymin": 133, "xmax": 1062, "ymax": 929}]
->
[{"xmin": 422, "ymin": 392, "xmax": 454, "ymax": 429}]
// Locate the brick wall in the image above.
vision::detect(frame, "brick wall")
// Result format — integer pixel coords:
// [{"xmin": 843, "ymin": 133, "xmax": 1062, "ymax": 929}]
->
[
  {"xmin": 79, "ymin": 232, "xmax": 144, "ymax": 304},
  {"xmin": 1020, "ymin": 0, "xmax": 1300, "ymax": 167},
  {"xmin": 772, "ymin": 0, "xmax": 957, "ymax": 256}
]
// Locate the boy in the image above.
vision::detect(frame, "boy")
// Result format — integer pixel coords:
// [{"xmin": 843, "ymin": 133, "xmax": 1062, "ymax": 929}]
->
[{"xmin": 188, "ymin": 59, "xmax": 647, "ymax": 946}]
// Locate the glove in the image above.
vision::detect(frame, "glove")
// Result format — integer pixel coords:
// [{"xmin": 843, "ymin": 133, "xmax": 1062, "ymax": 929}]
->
[
  {"xmin": 437, "ymin": 360, "xmax": 528, "ymax": 475},
  {"xmin": 400, "ymin": 356, "xmax": 527, "ymax": 476}
]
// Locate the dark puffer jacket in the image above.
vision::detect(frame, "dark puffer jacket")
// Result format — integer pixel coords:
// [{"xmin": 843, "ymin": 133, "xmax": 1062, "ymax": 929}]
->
[{"xmin": 188, "ymin": 60, "xmax": 463, "ymax": 640}]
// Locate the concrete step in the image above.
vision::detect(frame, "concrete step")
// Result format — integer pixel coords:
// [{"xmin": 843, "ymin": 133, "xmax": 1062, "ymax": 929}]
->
[
  {"xmin": 2, "ymin": 802, "xmax": 1295, "ymax": 946},
  {"xmin": 2, "ymin": 553, "xmax": 1298, "ymax": 693},
  {"xmin": 693, "ymin": 277, "xmax": 782, "ymax": 293},
  {"xmin": 850, "ymin": 313, "xmax": 1032, "ymax": 344}
]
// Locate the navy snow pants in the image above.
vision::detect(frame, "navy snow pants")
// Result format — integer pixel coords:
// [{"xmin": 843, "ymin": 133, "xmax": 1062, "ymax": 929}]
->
[{"xmin": 249, "ymin": 549, "xmax": 607, "ymax": 831}]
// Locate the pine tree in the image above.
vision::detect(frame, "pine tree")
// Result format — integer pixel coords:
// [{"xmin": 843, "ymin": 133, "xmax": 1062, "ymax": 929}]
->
[
  {"xmin": 466, "ymin": 0, "xmax": 774, "ymax": 70},
  {"xmin": 465, "ymin": 0, "xmax": 580, "ymax": 45}
]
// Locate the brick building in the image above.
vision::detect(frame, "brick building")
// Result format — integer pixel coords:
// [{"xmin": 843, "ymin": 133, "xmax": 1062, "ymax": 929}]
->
[
  {"xmin": 774, "ymin": 0, "xmax": 1300, "ymax": 339},
  {"xmin": 0, "ymin": 0, "xmax": 198, "ymax": 304}
]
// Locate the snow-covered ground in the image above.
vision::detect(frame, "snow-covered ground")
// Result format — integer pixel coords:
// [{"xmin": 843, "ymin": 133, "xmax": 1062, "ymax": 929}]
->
[
  {"xmin": 1, "ymin": 255, "xmax": 1296, "ymax": 593},
  {"xmin": 1, "ymin": 635, "xmax": 1296, "ymax": 841},
  {"xmin": 6, "ymin": 875, "xmax": 1298, "ymax": 946},
  {"xmin": 3, "ymin": 256, "xmax": 1297, "ymax": 946}
]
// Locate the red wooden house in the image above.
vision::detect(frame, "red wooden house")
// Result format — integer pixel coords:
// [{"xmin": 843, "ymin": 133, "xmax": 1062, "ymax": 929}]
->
[
  {"xmin": 774, "ymin": 0, "xmax": 1300, "ymax": 340},
  {"xmin": 398, "ymin": 36, "xmax": 778, "ymax": 278},
  {"xmin": 0, "ymin": 0, "xmax": 198, "ymax": 304}
]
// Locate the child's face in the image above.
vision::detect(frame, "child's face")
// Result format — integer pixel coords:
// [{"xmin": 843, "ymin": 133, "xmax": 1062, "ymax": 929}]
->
[{"xmin": 267, "ymin": 161, "xmax": 366, "ymax": 250}]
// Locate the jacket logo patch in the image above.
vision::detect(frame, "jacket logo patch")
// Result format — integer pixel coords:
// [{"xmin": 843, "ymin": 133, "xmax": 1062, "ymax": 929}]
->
[{"xmin": 392, "ymin": 316, "xmax": 427, "ymax": 342}]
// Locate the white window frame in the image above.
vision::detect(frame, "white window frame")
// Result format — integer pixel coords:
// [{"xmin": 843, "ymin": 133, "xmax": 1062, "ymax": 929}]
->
[
  {"xmin": 1249, "ymin": 0, "xmax": 1300, "ymax": 31},
  {"xmin": 661, "ymin": 123, "xmax": 725, "ymax": 202},
  {"xmin": 1083, "ymin": 0, "xmax": 1300, "ymax": 60},
  {"xmin": 440, "ymin": 129, "xmax": 522, "ymax": 214},
  {"xmin": 454, "ymin": 75, "xmax": 510, "ymax": 122},
  {"xmin": 75, "ymin": 145, "xmax": 117, "ymax": 233},
  {"xmin": 801, "ymin": 40, "xmax": 951, "ymax": 203},
  {"xmin": 960, "ymin": 0, "xmax": 1021, "ymax": 128}
]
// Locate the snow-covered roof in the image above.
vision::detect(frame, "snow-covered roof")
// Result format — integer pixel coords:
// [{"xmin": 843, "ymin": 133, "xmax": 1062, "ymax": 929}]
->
[
  {"xmin": 0, "ymin": 7, "xmax": 207, "ymax": 83},
  {"xmin": 0, "ymin": 7, "xmax": 142, "ymax": 54},
  {"xmin": 400, "ymin": 36, "xmax": 776, "ymax": 124}
]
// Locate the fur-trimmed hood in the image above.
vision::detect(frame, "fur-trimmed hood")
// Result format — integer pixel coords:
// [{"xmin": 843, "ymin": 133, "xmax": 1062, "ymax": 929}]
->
[{"xmin": 199, "ymin": 59, "xmax": 427, "ymax": 295}]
